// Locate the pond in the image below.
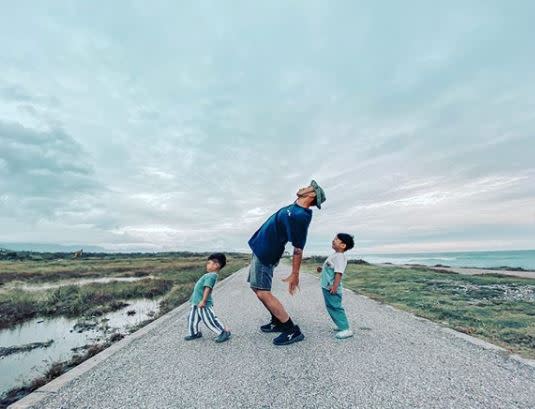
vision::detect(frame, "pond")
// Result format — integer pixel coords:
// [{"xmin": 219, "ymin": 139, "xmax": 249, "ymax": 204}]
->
[
  {"xmin": 0, "ymin": 298, "xmax": 161, "ymax": 397},
  {"xmin": 4, "ymin": 275, "xmax": 155, "ymax": 292}
]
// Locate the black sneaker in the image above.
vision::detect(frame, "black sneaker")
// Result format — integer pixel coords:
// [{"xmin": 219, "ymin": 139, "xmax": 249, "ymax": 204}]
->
[
  {"xmin": 260, "ymin": 322, "xmax": 284, "ymax": 333},
  {"xmin": 273, "ymin": 325, "xmax": 304, "ymax": 346},
  {"xmin": 184, "ymin": 332, "xmax": 202, "ymax": 341},
  {"xmin": 215, "ymin": 330, "xmax": 231, "ymax": 343}
]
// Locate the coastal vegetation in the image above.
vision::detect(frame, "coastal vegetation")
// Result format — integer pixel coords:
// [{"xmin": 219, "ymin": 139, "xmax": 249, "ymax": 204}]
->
[
  {"xmin": 305, "ymin": 259, "xmax": 535, "ymax": 358},
  {"xmin": 0, "ymin": 253, "xmax": 249, "ymax": 328}
]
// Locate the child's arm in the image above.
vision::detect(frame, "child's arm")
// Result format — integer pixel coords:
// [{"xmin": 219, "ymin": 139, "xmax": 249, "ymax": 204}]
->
[
  {"xmin": 330, "ymin": 272, "xmax": 343, "ymax": 294},
  {"xmin": 198, "ymin": 286, "xmax": 212, "ymax": 308}
]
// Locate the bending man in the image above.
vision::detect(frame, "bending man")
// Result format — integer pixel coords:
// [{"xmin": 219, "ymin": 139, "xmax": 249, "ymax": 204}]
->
[{"xmin": 247, "ymin": 180, "xmax": 326, "ymax": 345}]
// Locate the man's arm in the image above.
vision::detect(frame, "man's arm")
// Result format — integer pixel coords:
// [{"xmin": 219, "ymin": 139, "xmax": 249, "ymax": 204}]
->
[
  {"xmin": 291, "ymin": 247, "xmax": 303, "ymax": 275},
  {"xmin": 198, "ymin": 286, "xmax": 212, "ymax": 308},
  {"xmin": 282, "ymin": 247, "xmax": 303, "ymax": 295},
  {"xmin": 330, "ymin": 272, "xmax": 342, "ymax": 294},
  {"xmin": 282, "ymin": 211, "xmax": 311, "ymax": 295}
]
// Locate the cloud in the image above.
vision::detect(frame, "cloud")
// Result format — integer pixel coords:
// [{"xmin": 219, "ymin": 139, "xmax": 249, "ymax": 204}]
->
[
  {"xmin": 0, "ymin": 120, "xmax": 102, "ymax": 227},
  {"xmin": 0, "ymin": 2, "xmax": 534, "ymax": 253},
  {"xmin": 0, "ymin": 121, "xmax": 96, "ymax": 193},
  {"xmin": 0, "ymin": 84, "xmax": 60, "ymax": 107}
]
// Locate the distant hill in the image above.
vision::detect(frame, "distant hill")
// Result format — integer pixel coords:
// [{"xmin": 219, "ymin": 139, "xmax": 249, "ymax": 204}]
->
[{"xmin": 0, "ymin": 243, "xmax": 108, "ymax": 253}]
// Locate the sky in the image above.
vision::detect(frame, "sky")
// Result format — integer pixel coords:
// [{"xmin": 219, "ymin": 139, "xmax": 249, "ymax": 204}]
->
[{"xmin": 1, "ymin": 1, "xmax": 534, "ymax": 255}]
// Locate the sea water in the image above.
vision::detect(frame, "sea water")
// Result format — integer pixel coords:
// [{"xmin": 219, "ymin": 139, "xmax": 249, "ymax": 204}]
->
[{"xmin": 359, "ymin": 250, "xmax": 535, "ymax": 270}]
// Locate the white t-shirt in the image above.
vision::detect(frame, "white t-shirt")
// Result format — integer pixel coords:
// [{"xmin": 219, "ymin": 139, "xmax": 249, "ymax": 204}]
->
[{"xmin": 320, "ymin": 252, "xmax": 348, "ymax": 294}]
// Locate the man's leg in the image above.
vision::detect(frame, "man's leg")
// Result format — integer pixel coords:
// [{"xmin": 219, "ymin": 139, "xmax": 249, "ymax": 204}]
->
[
  {"xmin": 255, "ymin": 288, "xmax": 304, "ymax": 345},
  {"xmin": 248, "ymin": 253, "xmax": 303, "ymax": 344},
  {"xmin": 253, "ymin": 290, "xmax": 279, "ymax": 322},
  {"xmin": 253, "ymin": 289, "xmax": 289, "ymax": 323},
  {"xmin": 248, "ymin": 253, "xmax": 283, "ymax": 324}
]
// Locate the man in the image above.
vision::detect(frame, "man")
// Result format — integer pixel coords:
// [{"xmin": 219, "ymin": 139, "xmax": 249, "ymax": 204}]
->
[{"xmin": 248, "ymin": 180, "xmax": 326, "ymax": 345}]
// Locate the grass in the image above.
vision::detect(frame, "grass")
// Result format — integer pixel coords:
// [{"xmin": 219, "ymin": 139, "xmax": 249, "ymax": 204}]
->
[
  {"xmin": 0, "ymin": 253, "xmax": 246, "ymax": 284},
  {"xmin": 303, "ymin": 259, "xmax": 535, "ymax": 359},
  {"xmin": 0, "ymin": 254, "xmax": 249, "ymax": 329}
]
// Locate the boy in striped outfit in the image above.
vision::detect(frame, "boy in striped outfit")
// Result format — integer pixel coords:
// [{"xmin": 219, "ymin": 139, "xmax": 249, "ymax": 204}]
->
[{"xmin": 184, "ymin": 253, "xmax": 231, "ymax": 343}]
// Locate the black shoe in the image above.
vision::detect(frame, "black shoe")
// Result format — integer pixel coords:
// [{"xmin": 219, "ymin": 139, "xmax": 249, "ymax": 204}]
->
[
  {"xmin": 215, "ymin": 330, "xmax": 231, "ymax": 343},
  {"xmin": 260, "ymin": 322, "xmax": 284, "ymax": 333},
  {"xmin": 273, "ymin": 325, "xmax": 304, "ymax": 346},
  {"xmin": 184, "ymin": 332, "xmax": 202, "ymax": 341}
]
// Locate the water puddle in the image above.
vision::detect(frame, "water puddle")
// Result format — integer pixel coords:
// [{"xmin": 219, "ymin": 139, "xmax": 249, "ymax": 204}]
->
[
  {"xmin": 0, "ymin": 298, "xmax": 161, "ymax": 397},
  {"xmin": 5, "ymin": 275, "xmax": 155, "ymax": 292}
]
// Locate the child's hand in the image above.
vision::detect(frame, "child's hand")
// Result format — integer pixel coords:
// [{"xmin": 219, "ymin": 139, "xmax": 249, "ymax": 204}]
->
[
  {"xmin": 198, "ymin": 300, "xmax": 206, "ymax": 308},
  {"xmin": 329, "ymin": 286, "xmax": 338, "ymax": 295},
  {"xmin": 316, "ymin": 266, "xmax": 322, "ymax": 273}
]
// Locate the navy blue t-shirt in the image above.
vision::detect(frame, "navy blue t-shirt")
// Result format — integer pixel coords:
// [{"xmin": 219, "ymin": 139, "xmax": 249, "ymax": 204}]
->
[{"xmin": 248, "ymin": 203, "xmax": 312, "ymax": 266}]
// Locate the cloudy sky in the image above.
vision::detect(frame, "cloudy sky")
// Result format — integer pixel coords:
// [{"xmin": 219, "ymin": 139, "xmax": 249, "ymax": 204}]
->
[{"xmin": 1, "ymin": 1, "xmax": 534, "ymax": 254}]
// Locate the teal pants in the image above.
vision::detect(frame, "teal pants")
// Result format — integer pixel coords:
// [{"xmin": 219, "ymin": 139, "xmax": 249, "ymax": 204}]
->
[{"xmin": 322, "ymin": 288, "xmax": 349, "ymax": 330}]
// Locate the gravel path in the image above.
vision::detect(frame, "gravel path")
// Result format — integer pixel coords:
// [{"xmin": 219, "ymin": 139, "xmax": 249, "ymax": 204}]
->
[{"xmin": 16, "ymin": 265, "xmax": 535, "ymax": 409}]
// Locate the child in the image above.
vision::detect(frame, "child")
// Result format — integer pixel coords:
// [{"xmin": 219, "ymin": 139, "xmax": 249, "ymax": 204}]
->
[
  {"xmin": 317, "ymin": 233, "xmax": 355, "ymax": 339},
  {"xmin": 184, "ymin": 253, "xmax": 231, "ymax": 343}
]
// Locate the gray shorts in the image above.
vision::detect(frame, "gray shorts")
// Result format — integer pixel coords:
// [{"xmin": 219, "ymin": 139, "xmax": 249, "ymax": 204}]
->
[{"xmin": 247, "ymin": 253, "xmax": 276, "ymax": 291}]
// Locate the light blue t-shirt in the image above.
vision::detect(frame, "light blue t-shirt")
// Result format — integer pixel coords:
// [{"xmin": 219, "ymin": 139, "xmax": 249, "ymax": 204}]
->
[
  {"xmin": 190, "ymin": 272, "xmax": 218, "ymax": 306},
  {"xmin": 320, "ymin": 252, "xmax": 348, "ymax": 295}
]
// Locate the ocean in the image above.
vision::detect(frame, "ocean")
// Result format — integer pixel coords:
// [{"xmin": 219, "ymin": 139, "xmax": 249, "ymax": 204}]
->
[{"xmin": 358, "ymin": 250, "xmax": 535, "ymax": 270}]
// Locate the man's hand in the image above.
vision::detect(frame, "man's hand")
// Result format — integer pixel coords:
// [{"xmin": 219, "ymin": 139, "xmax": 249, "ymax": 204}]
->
[
  {"xmin": 281, "ymin": 247, "xmax": 303, "ymax": 295},
  {"xmin": 282, "ymin": 273, "xmax": 299, "ymax": 295},
  {"xmin": 316, "ymin": 266, "xmax": 322, "ymax": 273},
  {"xmin": 329, "ymin": 286, "xmax": 338, "ymax": 295},
  {"xmin": 198, "ymin": 300, "xmax": 206, "ymax": 308}
]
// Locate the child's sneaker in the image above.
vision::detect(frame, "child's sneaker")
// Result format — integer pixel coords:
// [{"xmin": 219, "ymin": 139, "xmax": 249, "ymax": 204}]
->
[
  {"xmin": 184, "ymin": 332, "xmax": 202, "ymax": 341},
  {"xmin": 331, "ymin": 326, "xmax": 341, "ymax": 332},
  {"xmin": 260, "ymin": 322, "xmax": 284, "ymax": 333},
  {"xmin": 335, "ymin": 329, "xmax": 353, "ymax": 339},
  {"xmin": 273, "ymin": 325, "xmax": 304, "ymax": 346},
  {"xmin": 215, "ymin": 330, "xmax": 231, "ymax": 343}
]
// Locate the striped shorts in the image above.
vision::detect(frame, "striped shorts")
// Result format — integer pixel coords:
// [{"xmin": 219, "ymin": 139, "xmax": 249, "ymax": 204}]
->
[{"xmin": 187, "ymin": 305, "xmax": 225, "ymax": 336}]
